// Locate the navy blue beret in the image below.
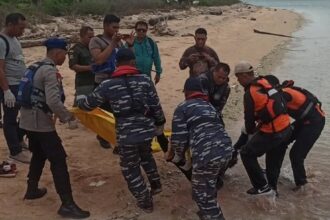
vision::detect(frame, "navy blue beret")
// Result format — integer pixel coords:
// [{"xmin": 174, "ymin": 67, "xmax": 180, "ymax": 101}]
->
[
  {"xmin": 116, "ymin": 48, "xmax": 135, "ymax": 62},
  {"xmin": 44, "ymin": 38, "xmax": 68, "ymax": 50},
  {"xmin": 184, "ymin": 77, "xmax": 204, "ymax": 92}
]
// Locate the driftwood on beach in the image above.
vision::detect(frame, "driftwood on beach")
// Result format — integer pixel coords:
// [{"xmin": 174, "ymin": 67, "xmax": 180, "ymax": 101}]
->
[
  {"xmin": 254, "ymin": 29, "xmax": 294, "ymax": 38},
  {"xmin": 21, "ymin": 36, "xmax": 79, "ymax": 48},
  {"xmin": 20, "ymin": 40, "xmax": 44, "ymax": 48}
]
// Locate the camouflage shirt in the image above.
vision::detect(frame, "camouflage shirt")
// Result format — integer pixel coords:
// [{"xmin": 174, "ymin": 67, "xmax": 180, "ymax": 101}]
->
[
  {"xmin": 171, "ymin": 97, "xmax": 232, "ymax": 169},
  {"xmin": 78, "ymin": 66, "xmax": 166, "ymax": 145}
]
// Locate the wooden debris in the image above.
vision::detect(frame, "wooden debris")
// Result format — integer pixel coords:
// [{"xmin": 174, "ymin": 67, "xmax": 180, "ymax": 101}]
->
[
  {"xmin": 253, "ymin": 29, "xmax": 294, "ymax": 38},
  {"xmin": 21, "ymin": 36, "xmax": 79, "ymax": 48}
]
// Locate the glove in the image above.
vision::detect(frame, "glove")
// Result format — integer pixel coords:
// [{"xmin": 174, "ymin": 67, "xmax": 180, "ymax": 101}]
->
[
  {"xmin": 76, "ymin": 95, "xmax": 87, "ymax": 107},
  {"xmin": 282, "ymin": 80, "xmax": 294, "ymax": 87},
  {"xmin": 67, "ymin": 118, "xmax": 78, "ymax": 130},
  {"xmin": 4, "ymin": 89, "xmax": 16, "ymax": 108},
  {"xmin": 227, "ymin": 149, "xmax": 239, "ymax": 168}
]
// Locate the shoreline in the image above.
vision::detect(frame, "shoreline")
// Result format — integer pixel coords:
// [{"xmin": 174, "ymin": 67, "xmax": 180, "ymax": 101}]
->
[
  {"xmin": 258, "ymin": 10, "xmax": 305, "ymax": 76},
  {"xmin": 0, "ymin": 4, "xmax": 304, "ymax": 220}
]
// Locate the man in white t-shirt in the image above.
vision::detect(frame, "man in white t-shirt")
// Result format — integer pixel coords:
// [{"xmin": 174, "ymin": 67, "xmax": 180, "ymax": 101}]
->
[{"xmin": 0, "ymin": 13, "xmax": 30, "ymax": 163}]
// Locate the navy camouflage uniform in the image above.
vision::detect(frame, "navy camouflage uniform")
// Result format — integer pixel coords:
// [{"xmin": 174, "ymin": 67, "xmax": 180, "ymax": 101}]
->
[
  {"xmin": 171, "ymin": 96, "xmax": 232, "ymax": 220},
  {"xmin": 78, "ymin": 65, "xmax": 165, "ymax": 206}
]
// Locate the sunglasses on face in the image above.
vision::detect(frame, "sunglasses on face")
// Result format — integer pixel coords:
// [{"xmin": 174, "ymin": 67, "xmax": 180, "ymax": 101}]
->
[{"xmin": 136, "ymin": 29, "xmax": 147, "ymax": 33}]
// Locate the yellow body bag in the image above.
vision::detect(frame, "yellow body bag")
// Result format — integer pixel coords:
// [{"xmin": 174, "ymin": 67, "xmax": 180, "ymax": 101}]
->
[{"xmin": 71, "ymin": 107, "xmax": 171, "ymax": 152}]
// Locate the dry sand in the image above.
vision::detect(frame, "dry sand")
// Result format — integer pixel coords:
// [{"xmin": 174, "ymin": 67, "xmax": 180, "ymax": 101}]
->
[{"xmin": 0, "ymin": 4, "xmax": 302, "ymax": 220}]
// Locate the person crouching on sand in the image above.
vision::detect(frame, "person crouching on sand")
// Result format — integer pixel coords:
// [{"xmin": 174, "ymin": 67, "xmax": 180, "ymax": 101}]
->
[{"xmin": 167, "ymin": 77, "xmax": 232, "ymax": 220}]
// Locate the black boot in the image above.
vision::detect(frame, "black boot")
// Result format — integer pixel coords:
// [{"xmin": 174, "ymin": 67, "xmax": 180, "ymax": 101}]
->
[
  {"xmin": 197, "ymin": 211, "xmax": 225, "ymax": 220},
  {"xmin": 24, "ymin": 181, "xmax": 47, "ymax": 200},
  {"xmin": 58, "ymin": 194, "xmax": 90, "ymax": 219},
  {"xmin": 137, "ymin": 195, "xmax": 153, "ymax": 213},
  {"xmin": 150, "ymin": 180, "xmax": 162, "ymax": 195}
]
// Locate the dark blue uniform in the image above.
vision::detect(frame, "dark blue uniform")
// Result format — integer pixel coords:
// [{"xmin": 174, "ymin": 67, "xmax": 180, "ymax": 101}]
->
[
  {"xmin": 171, "ymin": 97, "xmax": 232, "ymax": 220},
  {"xmin": 78, "ymin": 66, "xmax": 165, "ymax": 208}
]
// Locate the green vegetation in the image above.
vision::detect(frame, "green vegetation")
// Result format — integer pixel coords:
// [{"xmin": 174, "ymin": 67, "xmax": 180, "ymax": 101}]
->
[
  {"xmin": 198, "ymin": 0, "xmax": 240, "ymax": 6},
  {"xmin": 0, "ymin": 0, "xmax": 240, "ymax": 25}
]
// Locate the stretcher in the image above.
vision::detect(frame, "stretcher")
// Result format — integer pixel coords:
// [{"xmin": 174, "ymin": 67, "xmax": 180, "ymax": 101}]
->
[{"xmin": 71, "ymin": 107, "xmax": 171, "ymax": 152}]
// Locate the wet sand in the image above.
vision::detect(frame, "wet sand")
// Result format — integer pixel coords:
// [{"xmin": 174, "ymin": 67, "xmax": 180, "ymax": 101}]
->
[{"xmin": 0, "ymin": 4, "xmax": 302, "ymax": 220}]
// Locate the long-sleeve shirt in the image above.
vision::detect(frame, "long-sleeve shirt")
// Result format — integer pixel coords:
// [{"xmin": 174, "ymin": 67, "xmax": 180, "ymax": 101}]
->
[
  {"xmin": 78, "ymin": 66, "xmax": 166, "ymax": 145},
  {"xmin": 133, "ymin": 37, "xmax": 162, "ymax": 77},
  {"xmin": 243, "ymin": 88, "xmax": 257, "ymax": 134},
  {"xmin": 171, "ymin": 98, "xmax": 232, "ymax": 169}
]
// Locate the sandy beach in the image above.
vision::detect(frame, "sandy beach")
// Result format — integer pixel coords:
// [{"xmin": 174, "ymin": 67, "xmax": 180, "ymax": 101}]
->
[{"xmin": 0, "ymin": 4, "xmax": 302, "ymax": 220}]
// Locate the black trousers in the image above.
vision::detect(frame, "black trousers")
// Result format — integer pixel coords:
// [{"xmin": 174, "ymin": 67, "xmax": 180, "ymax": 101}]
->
[
  {"xmin": 26, "ymin": 131, "xmax": 72, "ymax": 195},
  {"xmin": 290, "ymin": 109, "xmax": 325, "ymax": 186},
  {"xmin": 0, "ymin": 85, "xmax": 25, "ymax": 155},
  {"xmin": 240, "ymin": 126, "xmax": 292, "ymax": 190}
]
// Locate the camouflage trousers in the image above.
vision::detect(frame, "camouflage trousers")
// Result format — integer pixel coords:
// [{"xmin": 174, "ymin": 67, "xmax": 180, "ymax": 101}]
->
[
  {"xmin": 119, "ymin": 141, "xmax": 160, "ymax": 204},
  {"xmin": 192, "ymin": 159, "xmax": 228, "ymax": 220}
]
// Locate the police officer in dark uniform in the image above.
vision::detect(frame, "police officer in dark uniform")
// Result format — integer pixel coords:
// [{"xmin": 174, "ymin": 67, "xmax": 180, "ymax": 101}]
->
[
  {"xmin": 77, "ymin": 48, "xmax": 165, "ymax": 213},
  {"xmin": 19, "ymin": 38, "xmax": 90, "ymax": 219}
]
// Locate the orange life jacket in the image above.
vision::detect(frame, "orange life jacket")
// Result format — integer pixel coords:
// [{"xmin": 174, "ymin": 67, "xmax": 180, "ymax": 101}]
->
[
  {"xmin": 249, "ymin": 77, "xmax": 290, "ymax": 133},
  {"xmin": 283, "ymin": 87, "xmax": 324, "ymax": 119}
]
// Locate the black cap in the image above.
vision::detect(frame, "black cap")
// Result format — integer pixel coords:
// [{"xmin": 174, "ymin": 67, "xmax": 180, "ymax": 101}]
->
[
  {"xmin": 44, "ymin": 38, "xmax": 68, "ymax": 51},
  {"xmin": 184, "ymin": 77, "xmax": 204, "ymax": 92},
  {"xmin": 116, "ymin": 48, "xmax": 135, "ymax": 63}
]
